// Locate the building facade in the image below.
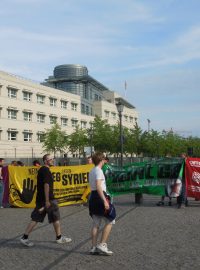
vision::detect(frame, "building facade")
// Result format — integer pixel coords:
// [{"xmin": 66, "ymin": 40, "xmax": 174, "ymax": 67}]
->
[{"xmin": 0, "ymin": 65, "xmax": 138, "ymax": 158}]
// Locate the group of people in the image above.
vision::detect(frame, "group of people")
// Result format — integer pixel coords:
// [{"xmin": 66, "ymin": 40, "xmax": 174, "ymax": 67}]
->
[{"xmin": 19, "ymin": 152, "xmax": 115, "ymax": 256}]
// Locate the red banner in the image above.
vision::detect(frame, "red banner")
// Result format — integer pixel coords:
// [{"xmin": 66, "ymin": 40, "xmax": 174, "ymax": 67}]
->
[{"xmin": 185, "ymin": 158, "xmax": 200, "ymax": 199}]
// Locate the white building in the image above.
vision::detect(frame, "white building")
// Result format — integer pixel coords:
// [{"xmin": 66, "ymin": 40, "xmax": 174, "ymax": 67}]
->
[{"xmin": 0, "ymin": 65, "xmax": 138, "ymax": 158}]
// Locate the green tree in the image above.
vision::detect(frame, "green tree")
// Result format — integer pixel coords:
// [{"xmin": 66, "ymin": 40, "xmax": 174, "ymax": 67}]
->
[
  {"xmin": 91, "ymin": 116, "xmax": 113, "ymax": 153},
  {"xmin": 68, "ymin": 126, "xmax": 88, "ymax": 157},
  {"xmin": 42, "ymin": 123, "xmax": 67, "ymax": 157}
]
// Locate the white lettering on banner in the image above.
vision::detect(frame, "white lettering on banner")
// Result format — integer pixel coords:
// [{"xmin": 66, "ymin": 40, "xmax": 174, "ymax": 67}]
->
[
  {"xmin": 189, "ymin": 161, "xmax": 200, "ymax": 167},
  {"xmin": 192, "ymin": 171, "xmax": 200, "ymax": 184},
  {"xmin": 188, "ymin": 185, "xmax": 200, "ymax": 192}
]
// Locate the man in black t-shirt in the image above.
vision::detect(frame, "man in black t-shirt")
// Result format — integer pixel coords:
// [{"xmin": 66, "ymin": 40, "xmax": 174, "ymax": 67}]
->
[{"xmin": 20, "ymin": 154, "xmax": 72, "ymax": 247}]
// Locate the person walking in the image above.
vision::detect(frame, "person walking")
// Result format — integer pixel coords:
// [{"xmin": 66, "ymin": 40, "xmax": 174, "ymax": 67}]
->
[
  {"xmin": 89, "ymin": 152, "xmax": 116, "ymax": 256},
  {"xmin": 20, "ymin": 154, "xmax": 72, "ymax": 247}
]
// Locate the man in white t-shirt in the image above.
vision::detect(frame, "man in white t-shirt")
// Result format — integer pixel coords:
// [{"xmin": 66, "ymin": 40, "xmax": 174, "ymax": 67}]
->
[{"xmin": 89, "ymin": 152, "xmax": 114, "ymax": 256}]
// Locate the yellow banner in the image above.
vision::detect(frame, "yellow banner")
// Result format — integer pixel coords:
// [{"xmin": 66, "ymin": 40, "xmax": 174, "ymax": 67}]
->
[{"xmin": 9, "ymin": 164, "xmax": 93, "ymax": 208}]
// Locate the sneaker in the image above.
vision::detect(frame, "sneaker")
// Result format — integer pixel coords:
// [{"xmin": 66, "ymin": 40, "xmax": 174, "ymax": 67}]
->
[
  {"xmin": 90, "ymin": 246, "xmax": 99, "ymax": 255},
  {"xmin": 156, "ymin": 201, "xmax": 164, "ymax": 206},
  {"xmin": 97, "ymin": 243, "xmax": 113, "ymax": 256},
  {"xmin": 20, "ymin": 238, "xmax": 34, "ymax": 247},
  {"xmin": 56, "ymin": 236, "xmax": 72, "ymax": 244}
]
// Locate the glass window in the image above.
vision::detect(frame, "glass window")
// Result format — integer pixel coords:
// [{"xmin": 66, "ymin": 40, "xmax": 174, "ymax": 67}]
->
[
  {"xmin": 8, "ymin": 109, "xmax": 17, "ymax": 119},
  {"xmin": 37, "ymin": 132, "xmax": 45, "ymax": 142},
  {"xmin": 23, "ymin": 112, "xmax": 32, "ymax": 122},
  {"xmin": 105, "ymin": 111, "xmax": 109, "ymax": 118},
  {"xmin": 37, "ymin": 95, "xmax": 45, "ymax": 104},
  {"xmin": 112, "ymin": 112, "xmax": 116, "ymax": 119},
  {"xmin": 8, "ymin": 131, "xmax": 17, "ymax": 141},
  {"xmin": 81, "ymin": 121, "xmax": 87, "ymax": 129},
  {"xmin": 81, "ymin": 104, "xmax": 85, "ymax": 114},
  {"xmin": 85, "ymin": 106, "xmax": 89, "ymax": 115},
  {"xmin": 129, "ymin": 117, "xmax": 133, "ymax": 123},
  {"xmin": 23, "ymin": 92, "xmax": 32, "ymax": 101},
  {"xmin": 71, "ymin": 103, "xmax": 78, "ymax": 111},
  {"xmin": 49, "ymin": 116, "xmax": 57, "ymax": 124},
  {"xmin": 61, "ymin": 100, "xmax": 68, "ymax": 109},
  {"xmin": 24, "ymin": 132, "xmax": 32, "ymax": 142},
  {"xmin": 8, "ymin": 88, "xmax": 17, "ymax": 98},
  {"xmin": 50, "ymin": 97, "xmax": 57, "ymax": 107},
  {"xmin": 71, "ymin": 119, "xmax": 78, "ymax": 127},
  {"xmin": 61, "ymin": 118, "xmax": 68, "ymax": 126},
  {"xmin": 37, "ymin": 114, "xmax": 45, "ymax": 123},
  {"xmin": 124, "ymin": 115, "xmax": 128, "ymax": 122}
]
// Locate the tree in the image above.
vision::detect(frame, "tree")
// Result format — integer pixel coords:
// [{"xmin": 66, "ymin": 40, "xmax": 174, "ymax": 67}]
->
[
  {"xmin": 91, "ymin": 116, "xmax": 113, "ymax": 153},
  {"xmin": 42, "ymin": 123, "xmax": 67, "ymax": 157},
  {"xmin": 68, "ymin": 126, "xmax": 88, "ymax": 157}
]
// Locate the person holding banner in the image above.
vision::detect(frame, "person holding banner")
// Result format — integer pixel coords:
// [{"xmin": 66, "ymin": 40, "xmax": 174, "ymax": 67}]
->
[
  {"xmin": 20, "ymin": 154, "xmax": 72, "ymax": 247},
  {"xmin": 89, "ymin": 152, "xmax": 116, "ymax": 256}
]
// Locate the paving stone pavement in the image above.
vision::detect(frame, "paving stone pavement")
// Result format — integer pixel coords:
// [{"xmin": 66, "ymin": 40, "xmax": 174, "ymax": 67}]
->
[{"xmin": 0, "ymin": 194, "xmax": 200, "ymax": 270}]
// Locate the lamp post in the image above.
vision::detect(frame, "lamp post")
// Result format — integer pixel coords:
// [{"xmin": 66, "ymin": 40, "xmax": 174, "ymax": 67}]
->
[{"xmin": 116, "ymin": 100, "xmax": 124, "ymax": 168}]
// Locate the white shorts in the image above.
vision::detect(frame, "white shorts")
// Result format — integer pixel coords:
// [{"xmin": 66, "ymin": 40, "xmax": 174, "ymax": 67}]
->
[{"xmin": 92, "ymin": 215, "xmax": 115, "ymax": 227}]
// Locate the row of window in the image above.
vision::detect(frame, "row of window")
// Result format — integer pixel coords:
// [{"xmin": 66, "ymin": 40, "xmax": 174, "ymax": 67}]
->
[
  {"xmin": 104, "ymin": 110, "xmax": 135, "ymax": 123},
  {"xmin": 5, "ymin": 130, "xmax": 44, "ymax": 142},
  {"xmin": 4, "ymin": 109, "xmax": 88, "ymax": 126},
  {"xmin": 6, "ymin": 87, "xmax": 78, "ymax": 110}
]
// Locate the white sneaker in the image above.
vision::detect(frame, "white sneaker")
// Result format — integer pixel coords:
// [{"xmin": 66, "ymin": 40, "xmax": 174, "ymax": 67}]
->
[
  {"xmin": 90, "ymin": 246, "xmax": 99, "ymax": 255},
  {"xmin": 20, "ymin": 238, "xmax": 34, "ymax": 247},
  {"xmin": 56, "ymin": 236, "xmax": 72, "ymax": 244},
  {"xmin": 97, "ymin": 243, "xmax": 113, "ymax": 255}
]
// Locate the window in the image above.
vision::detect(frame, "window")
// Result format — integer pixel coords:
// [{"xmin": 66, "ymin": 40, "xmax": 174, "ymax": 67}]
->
[
  {"xmin": 71, "ymin": 103, "xmax": 78, "ymax": 111},
  {"xmin": 94, "ymin": 94, "xmax": 99, "ymax": 100},
  {"xmin": 37, "ymin": 114, "xmax": 45, "ymax": 123},
  {"xmin": 61, "ymin": 100, "xmax": 68, "ymax": 109},
  {"xmin": 8, "ymin": 88, "xmax": 17, "ymax": 98},
  {"xmin": 23, "ymin": 91, "xmax": 32, "ymax": 101},
  {"xmin": 129, "ymin": 117, "xmax": 133, "ymax": 123},
  {"xmin": 8, "ymin": 130, "xmax": 17, "ymax": 141},
  {"xmin": 49, "ymin": 97, "xmax": 57, "ymax": 107},
  {"xmin": 81, "ymin": 121, "xmax": 87, "ymax": 129},
  {"xmin": 81, "ymin": 104, "xmax": 85, "ymax": 114},
  {"xmin": 105, "ymin": 110, "xmax": 109, "ymax": 118},
  {"xmin": 49, "ymin": 116, "xmax": 57, "ymax": 124},
  {"xmin": 111, "ymin": 112, "xmax": 116, "ymax": 119},
  {"xmin": 37, "ymin": 95, "xmax": 45, "ymax": 104},
  {"xmin": 8, "ymin": 109, "xmax": 17, "ymax": 119},
  {"xmin": 23, "ymin": 112, "xmax": 32, "ymax": 122},
  {"xmin": 85, "ymin": 106, "xmax": 89, "ymax": 115},
  {"xmin": 61, "ymin": 118, "xmax": 68, "ymax": 126},
  {"xmin": 124, "ymin": 115, "xmax": 128, "ymax": 122},
  {"xmin": 23, "ymin": 130, "xmax": 32, "ymax": 142},
  {"xmin": 71, "ymin": 119, "xmax": 78, "ymax": 127},
  {"xmin": 37, "ymin": 132, "xmax": 45, "ymax": 142}
]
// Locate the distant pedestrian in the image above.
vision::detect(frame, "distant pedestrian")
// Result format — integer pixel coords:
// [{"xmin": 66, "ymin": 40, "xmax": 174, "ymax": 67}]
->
[
  {"xmin": 87, "ymin": 156, "xmax": 93, "ymax": 164},
  {"xmin": 20, "ymin": 154, "xmax": 72, "ymax": 247},
  {"xmin": 33, "ymin": 160, "xmax": 41, "ymax": 167},
  {"xmin": 89, "ymin": 152, "xmax": 116, "ymax": 256}
]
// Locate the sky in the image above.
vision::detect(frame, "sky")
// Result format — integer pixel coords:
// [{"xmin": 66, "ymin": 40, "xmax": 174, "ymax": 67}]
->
[{"xmin": 0, "ymin": 0, "xmax": 200, "ymax": 137}]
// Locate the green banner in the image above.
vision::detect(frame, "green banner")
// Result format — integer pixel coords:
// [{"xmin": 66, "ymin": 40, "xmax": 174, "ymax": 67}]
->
[{"xmin": 103, "ymin": 158, "xmax": 184, "ymax": 196}]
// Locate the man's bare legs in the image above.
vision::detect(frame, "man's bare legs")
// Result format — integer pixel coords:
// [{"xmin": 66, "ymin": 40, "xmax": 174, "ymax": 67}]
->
[{"xmin": 24, "ymin": 220, "xmax": 38, "ymax": 236}]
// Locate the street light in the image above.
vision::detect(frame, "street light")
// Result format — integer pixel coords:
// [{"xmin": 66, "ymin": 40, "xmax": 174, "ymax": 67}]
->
[{"xmin": 116, "ymin": 100, "xmax": 124, "ymax": 168}]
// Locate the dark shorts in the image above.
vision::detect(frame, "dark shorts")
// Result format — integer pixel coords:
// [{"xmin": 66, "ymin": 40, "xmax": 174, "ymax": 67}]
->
[{"xmin": 31, "ymin": 200, "xmax": 60, "ymax": 223}]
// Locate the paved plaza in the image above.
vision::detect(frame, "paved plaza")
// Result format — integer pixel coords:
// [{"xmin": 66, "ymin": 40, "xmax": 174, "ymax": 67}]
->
[{"xmin": 0, "ymin": 194, "xmax": 200, "ymax": 270}]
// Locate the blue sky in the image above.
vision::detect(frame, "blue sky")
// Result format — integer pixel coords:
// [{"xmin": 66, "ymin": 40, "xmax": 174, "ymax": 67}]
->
[{"xmin": 1, "ymin": 0, "xmax": 200, "ymax": 137}]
